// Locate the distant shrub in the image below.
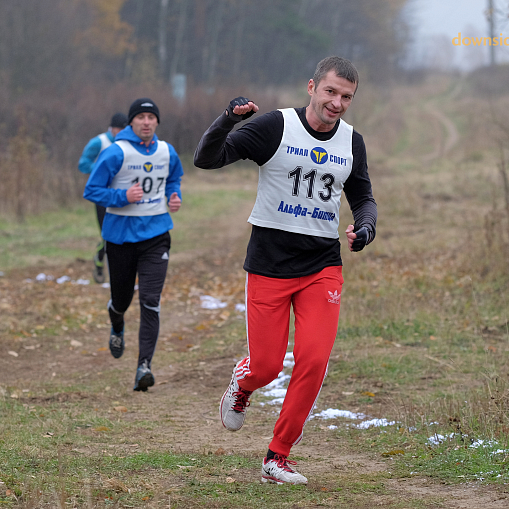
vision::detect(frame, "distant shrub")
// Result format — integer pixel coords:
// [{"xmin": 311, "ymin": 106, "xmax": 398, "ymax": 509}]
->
[{"xmin": 0, "ymin": 80, "xmax": 281, "ymax": 216}]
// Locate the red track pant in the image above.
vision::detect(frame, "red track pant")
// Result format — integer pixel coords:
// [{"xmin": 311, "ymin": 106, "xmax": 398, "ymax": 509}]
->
[{"xmin": 236, "ymin": 265, "xmax": 343, "ymax": 457}]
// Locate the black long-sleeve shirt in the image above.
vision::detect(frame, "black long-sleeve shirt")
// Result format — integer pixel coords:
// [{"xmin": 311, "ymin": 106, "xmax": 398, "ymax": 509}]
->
[{"xmin": 194, "ymin": 107, "xmax": 377, "ymax": 278}]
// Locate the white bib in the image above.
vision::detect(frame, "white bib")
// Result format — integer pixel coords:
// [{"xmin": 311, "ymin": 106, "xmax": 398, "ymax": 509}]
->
[
  {"xmin": 248, "ymin": 108, "xmax": 353, "ymax": 238},
  {"xmin": 107, "ymin": 140, "xmax": 170, "ymax": 216},
  {"xmin": 97, "ymin": 133, "xmax": 112, "ymax": 158}
]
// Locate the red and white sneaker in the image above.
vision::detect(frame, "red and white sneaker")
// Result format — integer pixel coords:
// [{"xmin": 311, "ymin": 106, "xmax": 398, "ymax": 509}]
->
[
  {"xmin": 219, "ymin": 362, "xmax": 253, "ymax": 431},
  {"xmin": 261, "ymin": 455, "xmax": 308, "ymax": 485}
]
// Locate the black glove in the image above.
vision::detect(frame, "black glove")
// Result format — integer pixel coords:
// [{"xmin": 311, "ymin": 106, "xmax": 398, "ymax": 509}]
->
[
  {"xmin": 226, "ymin": 96, "xmax": 256, "ymax": 121},
  {"xmin": 351, "ymin": 226, "xmax": 369, "ymax": 252}
]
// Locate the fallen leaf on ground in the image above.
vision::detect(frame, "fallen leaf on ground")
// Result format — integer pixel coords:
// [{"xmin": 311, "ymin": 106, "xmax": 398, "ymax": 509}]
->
[
  {"xmin": 93, "ymin": 426, "xmax": 110, "ymax": 432},
  {"xmin": 214, "ymin": 447, "xmax": 226, "ymax": 455},
  {"xmin": 219, "ymin": 311, "xmax": 230, "ymax": 321},
  {"xmin": 70, "ymin": 339, "xmax": 83, "ymax": 347},
  {"xmin": 72, "ymin": 448, "xmax": 89, "ymax": 454},
  {"xmin": 97, "ymin": 347, "xmax": 108, "ymax": 352},
  {"xmin": 226, "ymin": 477, "xmax": 235, "ymax": 483},
  {"xmin": 424, "ymin": 354, "xmax": 455, "ymax": 369},
  {"xmin": 361, "ymin": 391, "xmax": 375, "ymax": 397},
  {"xmin": 103, "ymin": 478, "xmax": 129, "ymax": 493},
  {"xmin": 8, "ymin": 351, "xmax": 19, "ymax": 357},
  {"xmin": 382, "ymin": 450, "xmax": 405, "ymax": 456},
  {"xmin": 114, "ymin": 406, "xmax": 128, "ymax": 413}
]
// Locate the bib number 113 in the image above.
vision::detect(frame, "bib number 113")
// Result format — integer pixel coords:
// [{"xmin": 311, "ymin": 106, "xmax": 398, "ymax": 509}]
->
[{"xmin": 288, "ymin": 167, "xmax": 335, "ymax": 202}]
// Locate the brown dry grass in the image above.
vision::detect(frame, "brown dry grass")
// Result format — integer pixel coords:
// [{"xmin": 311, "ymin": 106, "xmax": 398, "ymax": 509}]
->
[{"xmin": 2, "ymin": 73, "xmax": 509, "ymax": 507}]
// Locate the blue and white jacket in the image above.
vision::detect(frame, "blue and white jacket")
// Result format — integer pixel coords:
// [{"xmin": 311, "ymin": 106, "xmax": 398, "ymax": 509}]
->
[
  {"xmin": 83, "ymin": 126, "xmax": 183, "ymax": 245},
  {"xmin": 78, "ymin": 130, "xmax": 115, "ymax": 174}
]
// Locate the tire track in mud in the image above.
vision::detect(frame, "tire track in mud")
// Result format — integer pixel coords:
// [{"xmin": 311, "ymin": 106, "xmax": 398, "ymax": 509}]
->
[
  {"xmin": 422, "ymin": 82, "xmax": 462, "ymax": 162},
  {"xmin": 422, "ymin": 105, "xmax": 461, "ymax": 162}
]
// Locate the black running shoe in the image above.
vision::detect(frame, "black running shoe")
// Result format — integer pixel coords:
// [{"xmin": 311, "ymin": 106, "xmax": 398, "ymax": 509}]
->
[
  {"xmin": 133, "ymin": 361, "xmax": 155, "ymax": 392},
  {"xmin": 109, "ymin": 327, "xmax": 125, "ymax": 359}
]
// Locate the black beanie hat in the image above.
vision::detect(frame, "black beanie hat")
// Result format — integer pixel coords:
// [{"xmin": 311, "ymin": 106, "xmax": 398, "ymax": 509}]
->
[
  {"xmin": 128, "ymin": 98, "xmax": 160, "ymax": 124},
  {"xmin": 110, "ymin": 112, "xmax": 128, "ymax": 128}
]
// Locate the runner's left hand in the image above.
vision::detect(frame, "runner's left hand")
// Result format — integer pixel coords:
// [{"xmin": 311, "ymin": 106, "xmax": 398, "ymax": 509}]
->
[
  {"xmin": 346, "ymin": 225, "xmax": 369, "ymax": 252},
  {"xmin": 169, "ymin": 192, "xmax": 181, "ymax": 212}
]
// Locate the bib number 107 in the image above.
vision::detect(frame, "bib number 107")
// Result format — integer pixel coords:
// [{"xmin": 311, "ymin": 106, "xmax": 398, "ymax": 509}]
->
[
  {"xmin": 131, "ymin": 176, "xmax": 165, "ymax": 194},
  {"xmin": 288, "ymin": 167, "xmax": 335, "ymax": 202}
]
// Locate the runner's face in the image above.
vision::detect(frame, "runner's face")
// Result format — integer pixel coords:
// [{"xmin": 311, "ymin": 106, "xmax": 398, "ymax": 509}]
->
[
  {"xmin": 131, "ymin": 112, "xmax": 158, "ymax": 142},
  {"xmin": 306, "ymin": 71, "xmax": 356, "ymax": 132}
]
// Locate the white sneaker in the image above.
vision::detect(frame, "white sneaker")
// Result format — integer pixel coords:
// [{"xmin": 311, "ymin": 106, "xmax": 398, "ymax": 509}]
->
[
  {"xmin": 219, "ymin": 362, "xmax": 253, "ymax": 431},
  {"xmin": 261, "ymin": 455, "xmax": 308, "ymax": 485}
]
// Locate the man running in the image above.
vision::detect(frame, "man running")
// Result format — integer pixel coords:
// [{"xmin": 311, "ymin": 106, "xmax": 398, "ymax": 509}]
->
[
  {"xmin": 84, "ymin": 98, "xmax": 183, "ymax": 391},
  {"xmin": 194, "ymin": 56, "xmax": 377, "ymax": 484},
  {"xmin": 79, "ymin": 112, "xmax": 128, "ymax": 283}
]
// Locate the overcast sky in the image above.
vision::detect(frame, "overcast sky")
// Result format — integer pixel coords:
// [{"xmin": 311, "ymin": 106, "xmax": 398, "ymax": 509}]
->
[{"xmin": 405, "ymin": 0, "xmax": 509, "ymax": 69}]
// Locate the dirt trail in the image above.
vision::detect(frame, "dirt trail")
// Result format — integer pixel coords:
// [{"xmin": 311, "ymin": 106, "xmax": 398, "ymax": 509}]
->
[
  {"xmin": 1, "ymin": 175, "xmax": 507, "ymax": 508},
  {"xmin": 422, "ymin": 81, "xmax": 462, "ymax": 162},
  {"xmin": 421, "ymin": 106, "xmax": 461, "ymax": 162}
]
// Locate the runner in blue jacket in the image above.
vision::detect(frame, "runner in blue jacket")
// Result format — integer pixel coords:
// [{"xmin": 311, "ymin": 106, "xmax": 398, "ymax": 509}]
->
[{"xmin": 84, "ymin": 98, "xmax": 183, "ymax": 391}]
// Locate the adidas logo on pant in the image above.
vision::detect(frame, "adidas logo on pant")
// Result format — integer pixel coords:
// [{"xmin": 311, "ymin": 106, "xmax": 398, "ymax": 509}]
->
[{"xmin": 327, "ymin": 290, "xmax": 340, "ymax": 304}]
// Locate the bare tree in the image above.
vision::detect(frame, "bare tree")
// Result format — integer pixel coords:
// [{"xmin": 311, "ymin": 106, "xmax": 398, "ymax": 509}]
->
[
  {"xmin": 207, "ymin": 0, "xmax": 227, "ymax": 84},
  {"xmin": 169, "ymin": 0, "xmax": 189, "ymax": 81},
  {"xmin": 159, "ymin": 0, "xmax": 169, "ymax": 77},
  {"xmin": 232, "ymin": 0, "xmax": 246, "ymax": 78}
]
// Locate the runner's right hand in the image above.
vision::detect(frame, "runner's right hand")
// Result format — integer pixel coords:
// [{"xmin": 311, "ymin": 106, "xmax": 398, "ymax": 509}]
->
[
  {"xmin": 126, "ymin": 182, "xmax": 144, "ymax": 203},
  {"xmin": 226, "ymin": 97, "xmax": 259, "ymax": 121}
]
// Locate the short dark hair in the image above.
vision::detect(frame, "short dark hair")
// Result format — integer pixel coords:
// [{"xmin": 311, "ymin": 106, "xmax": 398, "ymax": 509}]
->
[
  {"xmin": 110, "ymin": 112, "xmax": 128, "ymax": 128},
  {"xmin": 312, "ymin": 56, "xmax": 359, "ymax": 91}
]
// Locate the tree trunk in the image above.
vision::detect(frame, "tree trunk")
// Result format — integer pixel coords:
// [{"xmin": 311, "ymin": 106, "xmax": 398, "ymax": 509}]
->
[
  {"xmin": 232, "ymin": 0, "xmax": 246, "ymax": 79},
  {"xmin": 159, "ymin": 0, "xmax": 169, "ymax": 77},
  {"xmin": 207, "ymin": 0, "xmax": 226, "ymax": 84},
  {"xmin": 169, "ymin": 0, "xmax": 188, "ymax": 80}
]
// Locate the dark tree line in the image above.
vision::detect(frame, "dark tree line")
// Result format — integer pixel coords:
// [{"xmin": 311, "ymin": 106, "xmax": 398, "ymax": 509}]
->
[
  {"xmin": 122, "ymin": 0, "xmax": 409, "ymax": 86},
  {"xmin": 0, "ymin": 0, "xmax": 409, "ymax": 217},
  {"xmin": 0, "ymin": 0, "xmax": 409, "ymax": 97}
]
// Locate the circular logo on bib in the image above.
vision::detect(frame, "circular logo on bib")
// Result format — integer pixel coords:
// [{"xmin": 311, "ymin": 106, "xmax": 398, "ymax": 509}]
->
[
  {"xmin": 310, "ymin": 147, "xmax": 328, "ymax": 165},
  {"xmin": 143, "ymin": 162, "xmax": 153, "ymax": 173}
]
